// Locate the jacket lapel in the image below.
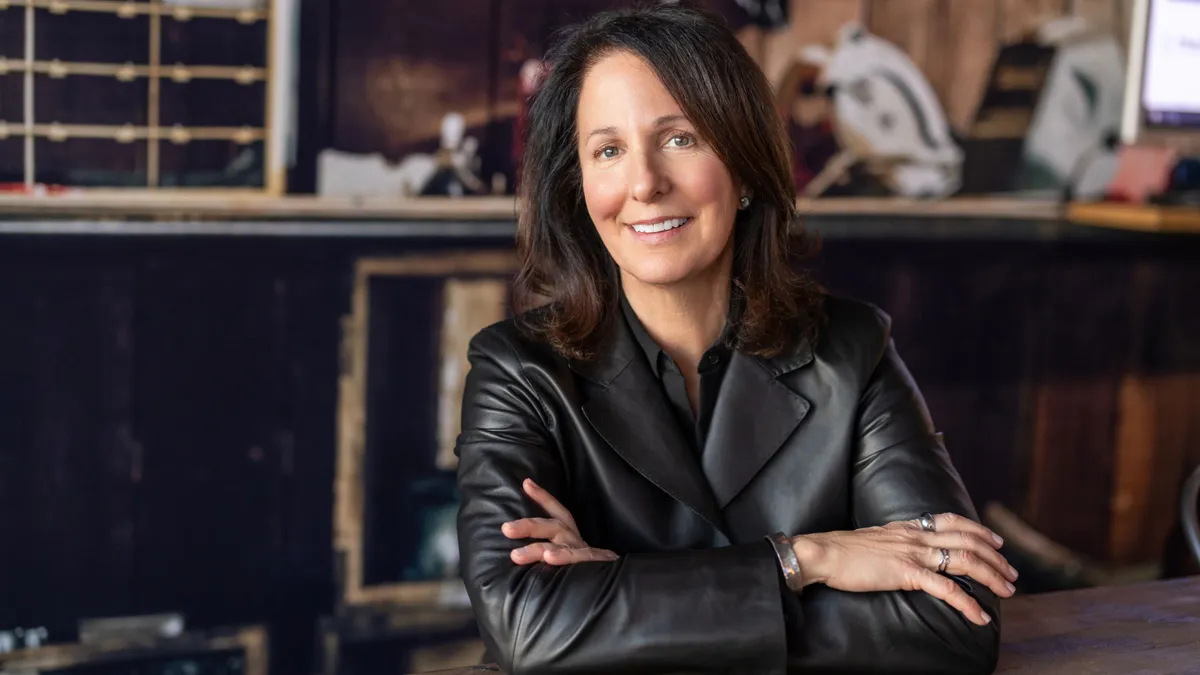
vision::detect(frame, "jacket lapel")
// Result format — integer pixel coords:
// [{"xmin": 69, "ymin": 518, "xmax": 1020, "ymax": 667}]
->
[
  {"xmin": 702, "ymin": 342, "xmax": 814, "ymax": 508},
  {"xmin": 570, "ymin": 319, "xmax": 725, "ymax": 531}
]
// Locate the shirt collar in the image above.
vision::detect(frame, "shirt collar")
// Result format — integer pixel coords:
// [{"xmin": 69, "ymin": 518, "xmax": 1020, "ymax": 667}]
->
[
  {"xmin": 619, "ymin": 293, "xmax": 733, "ymax": 378},
  {"xmin": 620, "ymin": 293, "xmax": 667, "ymax": 377}
]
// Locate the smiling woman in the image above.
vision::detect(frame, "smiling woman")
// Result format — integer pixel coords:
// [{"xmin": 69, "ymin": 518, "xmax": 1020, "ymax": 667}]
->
[
  {"xmin": 454, "ymin": 6, "xmax": 1009, "ymax": 675},
  {"xmin": 511, "ymin": 5, "xmax": 822, "ymax": 363}
]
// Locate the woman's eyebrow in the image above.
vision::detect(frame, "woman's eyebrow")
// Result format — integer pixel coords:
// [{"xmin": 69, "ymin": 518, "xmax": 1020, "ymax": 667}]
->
[
  {"xmin": 652, "ymin": 114, "xmax": 687, "ymax": 127},
  {"xmin": 584, "ymin": 115, "xmax": 689, "ymax": 141},
  {"xmin": 585, "ymin": 126, "xmax": 619, "ymax": 141}
]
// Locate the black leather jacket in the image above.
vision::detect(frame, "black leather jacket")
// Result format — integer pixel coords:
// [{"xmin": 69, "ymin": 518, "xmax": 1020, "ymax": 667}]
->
[{"xmin": 455, "ymin": 295, "xmax": 1000, "ymax": 674}]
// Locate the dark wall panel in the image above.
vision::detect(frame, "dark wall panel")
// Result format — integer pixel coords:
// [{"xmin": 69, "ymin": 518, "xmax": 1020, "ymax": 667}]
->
[
  {"xmin": 0, "ymin": 264, "xmax": 136, "ymax": 633},
  {"xmin": 131, "ymin": 264, "xmax": 295, "ymax": 622},
  {"xmin": 817, "ymin": 239, "xmax": 1044, "ymax": 514}
]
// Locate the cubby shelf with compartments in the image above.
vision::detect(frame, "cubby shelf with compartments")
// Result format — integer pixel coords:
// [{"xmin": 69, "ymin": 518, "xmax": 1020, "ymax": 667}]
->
[{"xmin": 0, "ymin": 0, "xmax": 293, "ymax": 195}]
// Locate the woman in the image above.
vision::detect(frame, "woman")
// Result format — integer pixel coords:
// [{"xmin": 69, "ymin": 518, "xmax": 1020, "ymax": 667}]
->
[{"xmin": 455, "ymin": 6, "xmax": 1013, "ymax": 674}]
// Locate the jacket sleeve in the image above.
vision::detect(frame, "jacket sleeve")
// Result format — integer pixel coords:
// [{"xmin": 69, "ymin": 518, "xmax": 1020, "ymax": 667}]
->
[
  {"xmin": 454, "ymin": 327, "xmax": 789, "ymax": 675},
  {"xmin": 780, "ymin": 334, "xmax": 1001, "ymax": 674}
]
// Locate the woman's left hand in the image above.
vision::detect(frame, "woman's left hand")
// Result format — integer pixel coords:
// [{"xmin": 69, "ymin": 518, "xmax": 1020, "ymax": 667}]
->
[{"xmin": 502, "ymin": 478, "xmax": 619, "ymax": 566}]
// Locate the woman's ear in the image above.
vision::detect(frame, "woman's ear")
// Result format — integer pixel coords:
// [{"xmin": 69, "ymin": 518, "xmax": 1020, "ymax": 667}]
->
[
  {"xmin": 738, "ymin": 185, "xmax": 753, "ymax": 210},
  {"xmin": 734, "ymin": 177, "xmax": 753, "ymax": 210}
]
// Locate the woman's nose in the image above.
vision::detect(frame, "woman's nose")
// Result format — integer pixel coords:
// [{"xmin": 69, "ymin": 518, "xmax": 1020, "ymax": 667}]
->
[{"xmin": 628, "ymin": 150, "xmax": 670, "ymax": 203}]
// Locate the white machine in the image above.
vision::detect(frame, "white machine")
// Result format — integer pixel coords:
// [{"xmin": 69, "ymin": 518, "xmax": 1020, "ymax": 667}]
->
[
  {"xmin": 801, "ymin": 24, "xmax": 964, "ymax": 198},
  {"xmin": 1016, "ymin": 18, "xmax": 1127, "ymax": 200},
  {"xmin": 1120, "ymin": 0, "xmax": 1200, "ymax": 152}
]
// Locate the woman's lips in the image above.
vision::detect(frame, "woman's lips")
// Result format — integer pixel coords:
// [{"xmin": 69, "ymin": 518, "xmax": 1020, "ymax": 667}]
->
[{"xmin": 627, "ymin": 217, "xmax": 691, "ymax": 244}]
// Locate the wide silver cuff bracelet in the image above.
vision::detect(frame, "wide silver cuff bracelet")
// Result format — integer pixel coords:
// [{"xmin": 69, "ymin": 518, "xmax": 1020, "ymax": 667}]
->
[{"xmin": 766, "ymin": 531, "xmax": 804, "ymax": 593}]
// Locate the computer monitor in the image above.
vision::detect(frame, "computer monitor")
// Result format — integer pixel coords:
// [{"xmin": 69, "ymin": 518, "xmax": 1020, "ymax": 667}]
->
[{"xmin": 1120, "ymin": 0, "xmax": 1200, "ymax": 152}]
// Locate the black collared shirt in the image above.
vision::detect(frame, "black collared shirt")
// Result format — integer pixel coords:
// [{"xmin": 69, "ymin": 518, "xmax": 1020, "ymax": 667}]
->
[
  {"xmin": 620, "ymin": 296, "xmax": 732, "ymax": 457},
  {"xmin": 622, "ymin": 299, "xmax": 801, "ymax": 628}
]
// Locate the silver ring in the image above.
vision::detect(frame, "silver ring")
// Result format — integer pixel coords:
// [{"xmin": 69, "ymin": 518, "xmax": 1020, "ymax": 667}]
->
[
  {"xmin": 918, "ymin": 512, "xmax": 936, "ymax": 532},
  {"xmin": 937, "ymin": 548, "xmax": 951, "ymax": 574}
]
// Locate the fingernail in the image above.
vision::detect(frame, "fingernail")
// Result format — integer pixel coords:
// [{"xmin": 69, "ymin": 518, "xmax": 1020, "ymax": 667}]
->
[
  {"xmin": 502, "ymin": 523, "xmax": 514, "ymax": 534},
  {"xmin": 1009, "ymin": 566, "xmax": 1019, "ymax": 580},
  {"xmin": 1006, "ymin": 582, "xmax": 1015, "ymax": 594},
  {"xmin": 981, "ymin": 612, "xmax": 992, "ymax": 624},
  {"xmin": 992, "ymin": 533, "xmax": 1004, "ymax": 546}
]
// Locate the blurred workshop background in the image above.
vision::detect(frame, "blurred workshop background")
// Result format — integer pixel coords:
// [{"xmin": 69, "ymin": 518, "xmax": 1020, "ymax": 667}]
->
[{"xmin": 1, "ymin": 0, "xmax": 1199, "ymax": 673}]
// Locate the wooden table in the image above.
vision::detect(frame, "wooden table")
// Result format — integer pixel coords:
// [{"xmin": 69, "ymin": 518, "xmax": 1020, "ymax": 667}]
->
[
  {"xmin": 414, "ymin": 577, "xmax": 1200, "ymax": 674},
  {"xmin": 996, "ymin": 576, "xmax": 1200, "ymax": 673}
]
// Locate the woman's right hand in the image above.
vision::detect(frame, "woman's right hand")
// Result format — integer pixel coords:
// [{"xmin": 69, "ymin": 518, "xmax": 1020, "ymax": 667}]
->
[{"xmin": 790, "ymin": 512, "xmax": 1016, "ymax": 626}]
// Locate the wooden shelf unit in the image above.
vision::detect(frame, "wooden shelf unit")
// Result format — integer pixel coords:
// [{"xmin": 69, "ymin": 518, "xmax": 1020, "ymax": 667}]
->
[
  {"xmin": 3, "ymin": 0, "xmax": 269, "ymax": 23},
  {"xmin": 334, "ymin": 251, "xmax": 520, "ymax": 609},
  {"xmin": 0, "ymin": 122, "xmax": 267, "ymax": 143},
  {"xmin": 0, "ymin": 58, "xmax": 268, "ymax": 83},
  {"xmin": 316, "ymin": 606, "xmax": 482, "ymax": 675},
  {"xmin": 0, "ymin": 0, "xmax": 291, "ymax": 194},
  {"xmin": 0, "ymin": 625, "xmax": 269, "ymax": 675}
]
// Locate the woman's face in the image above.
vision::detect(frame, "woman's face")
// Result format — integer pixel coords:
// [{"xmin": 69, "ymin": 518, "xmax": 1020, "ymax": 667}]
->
[{"xmin": 576, "ymin": 51, "xmax": 740, "ymax": 288}]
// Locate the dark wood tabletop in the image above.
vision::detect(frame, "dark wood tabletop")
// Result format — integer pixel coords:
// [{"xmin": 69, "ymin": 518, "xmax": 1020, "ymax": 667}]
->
[
  {"xmin": 413, "ymin": 576, "xmax": 1200, "ymax": 675},
  {"xmin": 995, "ymin": 575, "xmax": 1200, "ymax": 673}
]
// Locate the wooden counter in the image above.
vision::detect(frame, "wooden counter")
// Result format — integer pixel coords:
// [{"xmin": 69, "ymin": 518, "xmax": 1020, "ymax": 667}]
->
[
  {"xmin": 1067, "ymin": 202, "xmax": 1200, "ymax": 233},
  {"xmin": 0, "ymin": 193, "xmax": 1060, "ymax": 221},
  {"xmin": 409, "ymin": 577, "xmax": 1200, "ymax": 675},
  {"xmin": 7, "ymin": 192, "xmax": 1196, "ymax": 236},
  {"xmin": 5, "ymin": 192, "xmax": 1194, "ymax": 239},
  {"xmin": 0, "ymin": 194, "xmax": 1107, "ymax": 241}
]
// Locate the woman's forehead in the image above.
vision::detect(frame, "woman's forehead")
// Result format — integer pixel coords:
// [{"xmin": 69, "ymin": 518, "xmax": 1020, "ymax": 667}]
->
[{"xmin": 577, "ymin": 52, "xmax": 687, "ymax": 133}]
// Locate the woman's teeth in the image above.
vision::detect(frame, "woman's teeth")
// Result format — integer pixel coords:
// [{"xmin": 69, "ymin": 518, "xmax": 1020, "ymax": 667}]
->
[{"xmin": 631, "ymin": 217, "xmax": 689, "ymax": 234}]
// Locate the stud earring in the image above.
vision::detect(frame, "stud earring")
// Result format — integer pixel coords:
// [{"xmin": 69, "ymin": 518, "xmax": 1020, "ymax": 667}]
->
[{"xmin": 739, "ymin": 195, "xmax": 751, "ymax": 210}]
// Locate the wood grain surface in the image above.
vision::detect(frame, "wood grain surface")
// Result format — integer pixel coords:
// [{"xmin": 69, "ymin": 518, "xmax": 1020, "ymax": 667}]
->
[
  {"xmin": 996, "ymin": 576, "xmax": 1200, "ymax": 673},
  {"xmin": 406, "ymin": 577, "xmax": 1200, "ymax": 674}
]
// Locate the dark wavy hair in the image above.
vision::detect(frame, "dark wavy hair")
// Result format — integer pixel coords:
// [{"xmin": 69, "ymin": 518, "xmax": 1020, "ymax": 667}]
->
[{"xmin": 513, "ymin": 4, "xmax": 823, "ymax": 361}]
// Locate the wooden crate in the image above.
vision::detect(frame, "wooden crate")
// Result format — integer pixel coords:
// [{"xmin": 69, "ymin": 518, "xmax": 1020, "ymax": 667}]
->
[
  {"xmin": 0, "ymin": 625, "xmax": 268, "ymax": 675},
  {"xmin": 315, "ymin": 606, "xmax": 483, "ymax": 675},
  {"xmin": 333, "ymin": 250, "xmax": 520, "ymax": 608},
  {"xmin": 0, "ymin": 0, "xmax": 294, "ymax": 195}
]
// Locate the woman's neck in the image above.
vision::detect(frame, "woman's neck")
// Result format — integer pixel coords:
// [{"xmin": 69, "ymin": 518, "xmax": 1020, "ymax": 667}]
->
[{"xmin": 620, "ymin": 262, "xmax": 731, "ymax": 370}]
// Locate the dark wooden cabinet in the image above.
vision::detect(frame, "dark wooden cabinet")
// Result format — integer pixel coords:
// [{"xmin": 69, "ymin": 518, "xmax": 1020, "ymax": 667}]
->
[{"xmin": 0, "ymin": 215, "xmax": 1198, "ymax": 672}]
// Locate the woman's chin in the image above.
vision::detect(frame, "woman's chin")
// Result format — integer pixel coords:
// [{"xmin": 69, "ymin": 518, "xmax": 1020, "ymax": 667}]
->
[
  {"xmin": 618, "ymin": 244, "xmax": 732, "ymax": 289},
  {"xmin": 621, "ymin": 263, "xmax": 701, "ymax": 288}
]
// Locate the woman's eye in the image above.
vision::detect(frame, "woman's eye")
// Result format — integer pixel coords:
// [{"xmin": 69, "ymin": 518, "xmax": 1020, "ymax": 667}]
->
[
  {"xmin": 599, "ymin": 146, "xmax": 619, "ymax": 159},
  {"xmin": 668, "ymin": 135, "xmax": 693, "ymax": 148}
]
